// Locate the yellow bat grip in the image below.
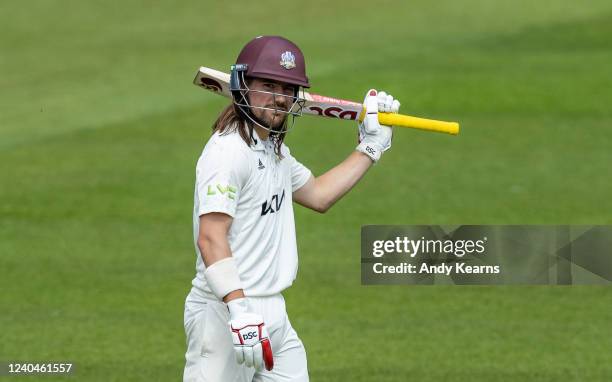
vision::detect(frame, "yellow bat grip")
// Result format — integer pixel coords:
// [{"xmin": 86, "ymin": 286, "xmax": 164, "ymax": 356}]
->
[
  {"xmin": 359, "ymin": 111, "xmax": 460, "ymax": 135},
  {"xmin": 380, "ymin": 113, "xmax": 459, "ymax": 135}
]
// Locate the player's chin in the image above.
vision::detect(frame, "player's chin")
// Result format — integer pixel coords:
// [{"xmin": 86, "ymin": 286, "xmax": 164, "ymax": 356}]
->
[
  {"xmin": 263, "ymin": 112, "xmax": 284, "ymax": 129},
  {"xmin": 271, "ymin": 116, "xmax": 287, "ymax": 131}
]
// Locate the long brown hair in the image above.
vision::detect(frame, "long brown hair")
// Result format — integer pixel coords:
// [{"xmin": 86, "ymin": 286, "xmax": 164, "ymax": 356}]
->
[{"xmin": 212, "ymin": 103, "xmax": 286, "ymax": 157}]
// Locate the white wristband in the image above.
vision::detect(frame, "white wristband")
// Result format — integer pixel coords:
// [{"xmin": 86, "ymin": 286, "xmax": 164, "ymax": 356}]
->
[{"xmin": 204, "ymin": 257, "xmax": 242, "ymax": 300}]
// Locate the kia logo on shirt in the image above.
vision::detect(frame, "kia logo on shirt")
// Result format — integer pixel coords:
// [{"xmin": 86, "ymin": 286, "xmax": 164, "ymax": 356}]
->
[{"xmin": 261, "ymin": 190, "xmax": 285, "ymax": 216}]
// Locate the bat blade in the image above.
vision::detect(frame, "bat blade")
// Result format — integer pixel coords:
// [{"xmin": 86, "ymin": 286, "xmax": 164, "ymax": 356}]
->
[
  {"xmin": 192, "ymin": 67, "xmax": 362, "ymax": 120},
  {"xmin": 193, "ymin": 67, "xmax": 232, "ymax": 97},
  {"xmin": 193, "ymin": 67, "xmax": 459, "ymax": 135}
]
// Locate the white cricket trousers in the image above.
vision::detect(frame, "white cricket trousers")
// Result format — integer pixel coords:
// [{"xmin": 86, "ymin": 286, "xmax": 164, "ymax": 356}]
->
[{"xmin": 183, "ymin": 290, "xmax": 309, "ymax": 382}]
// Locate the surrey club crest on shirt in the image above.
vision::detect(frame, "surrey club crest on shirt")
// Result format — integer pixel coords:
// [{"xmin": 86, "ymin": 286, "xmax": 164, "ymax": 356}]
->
[{"xmin": 279, "ymin": 51, "xmax": 296, "ymax": 70}]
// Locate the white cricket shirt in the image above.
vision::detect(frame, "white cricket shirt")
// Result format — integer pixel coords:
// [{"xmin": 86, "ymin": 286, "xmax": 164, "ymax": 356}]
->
[{"xmin": 191, "ymin": 125, "xmax": 312, "ymax": 297}]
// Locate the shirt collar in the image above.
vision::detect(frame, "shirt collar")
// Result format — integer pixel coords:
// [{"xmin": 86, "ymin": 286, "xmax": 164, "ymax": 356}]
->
[{"xmin": 249, "ymin": 125, "xmax": 273, "ymax": 152}]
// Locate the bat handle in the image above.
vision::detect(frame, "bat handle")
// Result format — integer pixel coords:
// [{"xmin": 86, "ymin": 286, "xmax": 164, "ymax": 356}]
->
[
  {"xmin": 359, "ymin": 111, "xmax": 460, "ymax": 135},
  {"xmin": 383, "ymin": 113, "xmax": 459, "ymax": 135}
]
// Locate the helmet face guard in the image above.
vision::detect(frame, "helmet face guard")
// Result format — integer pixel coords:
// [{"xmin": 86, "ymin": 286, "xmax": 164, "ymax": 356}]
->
[{"xmin": 230, "ymin": 64, "xmax": 306, "ymax": 134}]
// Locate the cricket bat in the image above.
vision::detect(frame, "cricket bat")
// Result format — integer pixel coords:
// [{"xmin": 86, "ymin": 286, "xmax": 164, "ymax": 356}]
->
[{"xmin": 193, "ymin": 67, "xmax": 459, "ymax": 135}]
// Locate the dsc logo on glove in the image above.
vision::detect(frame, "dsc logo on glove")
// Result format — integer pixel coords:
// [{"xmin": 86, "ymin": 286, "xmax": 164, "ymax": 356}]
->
[{"xmin": 242, "ymin": 331, "xmax": 258, "ymax": 341}]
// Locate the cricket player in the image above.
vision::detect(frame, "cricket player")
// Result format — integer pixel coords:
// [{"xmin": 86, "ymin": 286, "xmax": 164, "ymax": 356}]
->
[{"xmin": 183, "ymin": 35, "xmax": 400, "ymax": 382}]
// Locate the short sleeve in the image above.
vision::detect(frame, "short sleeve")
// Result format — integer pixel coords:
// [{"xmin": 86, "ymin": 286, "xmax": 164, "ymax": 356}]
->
[
  {"xmin": 195, "ymin": 140, "xmax": 250, "ymax": 218},
  {"xmin": 285, "ymin": 148, "xmax": 312, "ymax": 192}
]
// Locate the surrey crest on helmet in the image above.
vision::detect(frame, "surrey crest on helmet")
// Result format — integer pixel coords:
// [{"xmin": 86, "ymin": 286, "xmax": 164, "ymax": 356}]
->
[{"xmin": 279, "ymin": 51, "xmax": 296, "ymax": 70}]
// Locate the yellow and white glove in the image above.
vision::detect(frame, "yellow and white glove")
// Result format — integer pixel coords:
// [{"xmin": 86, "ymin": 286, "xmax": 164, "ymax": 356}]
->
[{"xmin": 356, "ymin": 89, "xmax": 400, "ymax": 163}]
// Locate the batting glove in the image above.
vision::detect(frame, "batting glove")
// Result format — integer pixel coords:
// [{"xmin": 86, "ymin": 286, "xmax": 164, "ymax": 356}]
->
[
  {"xmin": 227, "ymin": 298, "xmax": 274, "ymax": 371},
  {"xmin": 356, "ymin": 89, "xmax": 399, "ymax": 162}
]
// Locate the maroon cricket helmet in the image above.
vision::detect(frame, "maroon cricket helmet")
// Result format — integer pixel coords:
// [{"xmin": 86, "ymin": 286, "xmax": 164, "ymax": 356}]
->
[{"xmin": 235, "ymin": 36, "xmax": 310, "ymax": 88}]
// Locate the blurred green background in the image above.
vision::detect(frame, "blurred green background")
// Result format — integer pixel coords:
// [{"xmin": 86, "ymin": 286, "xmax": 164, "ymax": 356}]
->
[{"xmin": 1, "ymin": 0, "xmax": 611, "ymax": 380}]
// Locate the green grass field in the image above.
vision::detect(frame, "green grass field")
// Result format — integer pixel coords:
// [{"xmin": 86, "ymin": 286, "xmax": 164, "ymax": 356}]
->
[{"xmin": 2, "ymin": 1, "xmax": 612, "ymax": 380}]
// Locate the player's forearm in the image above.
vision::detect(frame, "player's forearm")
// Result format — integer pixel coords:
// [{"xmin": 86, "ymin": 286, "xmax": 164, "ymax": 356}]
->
[
  {"xmin": 314, "ymin": 150, "xmax": 372, "ymax": 211},
  {"xmin": 198, "ymin": 213, "xmax": 244, "ymax": 302},
  {"xmin": 198, "ymin": 234, "xmax": 232, "ymax": 267},
  {"xmin": 198, "ymin": 236, "xmax": 245, "ymax": 302},
  {"xmin": 198, "ymin": 212, "xmax": 233, "ymax": 267}
]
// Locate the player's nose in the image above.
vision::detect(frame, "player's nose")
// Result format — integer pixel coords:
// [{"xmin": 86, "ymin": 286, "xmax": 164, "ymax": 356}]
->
[{"xmin": 273, "ymin": 94, "xmax": 288, "ymax": 110}]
